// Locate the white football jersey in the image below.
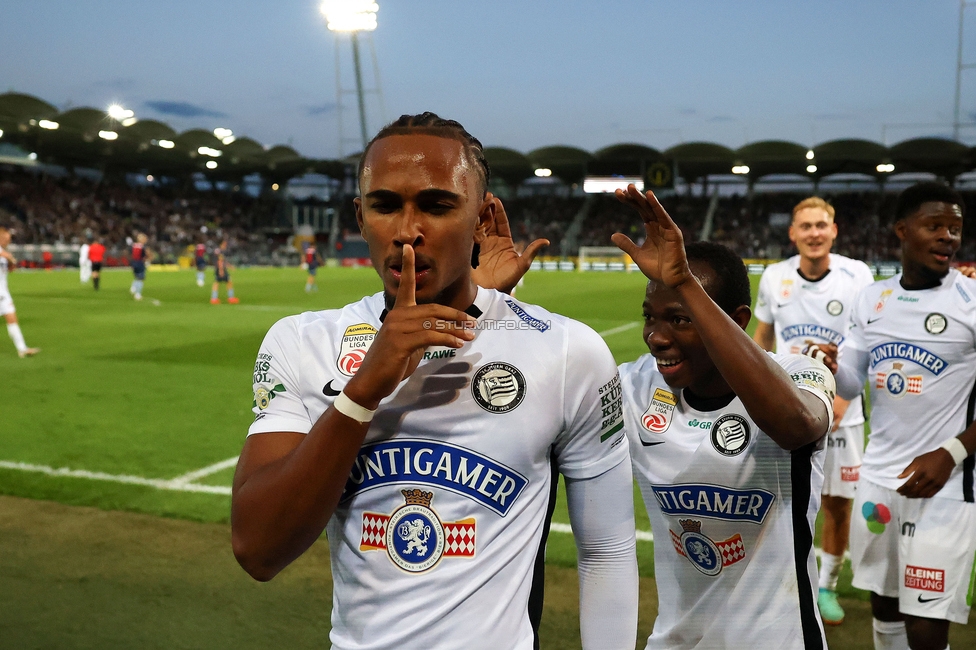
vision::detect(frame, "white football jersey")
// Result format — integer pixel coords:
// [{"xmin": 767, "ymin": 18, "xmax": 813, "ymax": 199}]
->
[
  {"xmin": 620, "ymin": 352, "xmax": 834, "ymax": 650},
  {"xmin": 841, "ymin": 270, "xmax": 976, "ymax": 501},
  {"xmin": 0, "ymin": 245, "xmax": 9, "ymax": 295},
  {"xmin": 249, "ymin": 287, "xmax": 629, "ymax": 650},
  {"xmin": 755, "ymin": 254, "xmax": 875, "ymax": 427}
]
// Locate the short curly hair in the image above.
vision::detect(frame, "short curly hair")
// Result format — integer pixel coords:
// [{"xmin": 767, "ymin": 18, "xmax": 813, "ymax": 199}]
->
[
  {"xmin": 685, "ymin": 241, "xmax": 751, "ymax": 314},
  {"xmin": 895, "ymin": 181, "xmax": 965, "ymax": 222}
]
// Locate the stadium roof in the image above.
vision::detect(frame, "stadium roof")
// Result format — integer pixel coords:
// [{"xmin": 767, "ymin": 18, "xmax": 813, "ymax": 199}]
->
[{"xmin": 3, "ymin": 90, "xmax": 976, "ymax": 186}]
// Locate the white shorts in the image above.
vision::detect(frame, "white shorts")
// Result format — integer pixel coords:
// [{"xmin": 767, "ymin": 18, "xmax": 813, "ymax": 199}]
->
[
  {"xmin": 0, "ymin": 291, "xmax": 14, "ymax": 316},
  {"xmin": 822, "ymin": 424, "xmax": 864, "ymax": 499},
  {"xmin": 850, "ymin": 478, "xmax": 976, "ymax": 623}
]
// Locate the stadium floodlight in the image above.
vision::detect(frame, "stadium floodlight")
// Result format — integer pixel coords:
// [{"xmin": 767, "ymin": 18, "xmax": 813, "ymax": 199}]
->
[
  {"xmin": 876, "ymin": 163, "xmax": 895, "ymax": 173},
  {"xmin": 146, "ymin": 175, "xmax": 154, "ymax": 182},
  {"xmin": 271, "ymin": 183, "xmax": 280, "ymax": 191},
  {"xmin": 206, "ymin": 160, "xmax": 218, "ymax": 169},
  {"xmin": 213, "ymin": 127, "xmax": 236, "ymax": 144},
  {"xmin": 806, "ymin": 164, "xmax": 817, "ymax": 173},
  {"xmin": 583, "ymin": 176, "xmax": 643, "ymax": 194},
  {"xmin": 28, "ymin": 152, "xmax": 38, "ymax": 160},
  {"xmin": 121, "ymin": 117, "xmax": 138, "ymax": 127},
  {"xmin": 197, "ymin": 146, "xmax": 222, "ymax": 157},
  {"xmin": 534, "ymin": 168, "xmax": 553, "ymax": 177},
  {"xmin": 0, "ymin": 128, "xmax": 4, "ymax": 139},
  {"xmin": 731, "ymin": 165, "xmax": 750, "ymax": 175},
  {"xmin": 98, "ymin": 130, "xmax": 119, "ymax": 141},
  {"xmin": 321, "ymin": 0, "xmax": 379, "ymax": 32},
  {"xmin": 805, "ymin": 149, "xmax": 815, "ymax": 160},
  {"xmin": 38, "ymin": 119, "xmax": 59, "ymax": 130},
  {"xmin": 156, "ymin": 139, "xmax": 175, "ymax": 149},
  {"xmin": 108, "ymin": 104, "xmax": 135, "ymax": 121}
]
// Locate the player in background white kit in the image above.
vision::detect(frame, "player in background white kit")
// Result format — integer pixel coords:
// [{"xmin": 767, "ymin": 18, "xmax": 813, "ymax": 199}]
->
[
  {"xmin": 79, "ymin": 238, "xmax": 92, "ymax": 284},
  {"xmin": 608, "ymin": 186, "xmax": 835, "ymax": 649},
  {"xmin": 230, "ymin": 114, "xmax": 638, "ymax": 650},
  {"xmin": 753, "ymin": 197, "xmax": 876, "ymax": 625},
  {"xmin": 811, "ymin": 182, "xmax": 976, "ymax": 650},
  {"xmin": 0, "ymin": 227, "xmax": 39, "ymax": 358}
]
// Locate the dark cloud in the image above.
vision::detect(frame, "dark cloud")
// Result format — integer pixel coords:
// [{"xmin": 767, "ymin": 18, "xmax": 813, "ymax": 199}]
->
[
  {"xmin": 305, "ymin": 103, "xmax": 337, "ymax": 117},
  {"xmin": 144, "ymin": 101, "xmax": 226, "ymax": 118}
]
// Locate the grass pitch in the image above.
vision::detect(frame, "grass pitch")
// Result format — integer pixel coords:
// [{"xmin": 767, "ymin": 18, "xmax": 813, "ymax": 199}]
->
[{"xmin": 1, "ymin": 266, "xmax": 973, "ymax": 648}]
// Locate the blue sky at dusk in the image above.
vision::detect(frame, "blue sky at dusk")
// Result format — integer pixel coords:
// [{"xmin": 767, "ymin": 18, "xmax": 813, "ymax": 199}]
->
[{"xmin": 2, "ymin": 1, "xmax": 974, "ymax": 158}]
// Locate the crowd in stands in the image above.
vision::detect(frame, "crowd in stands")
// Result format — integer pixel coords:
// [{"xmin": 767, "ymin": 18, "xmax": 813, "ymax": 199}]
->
[{"xmin": 3, "ymin": 165, "xmax": 975, "ymax": 267}]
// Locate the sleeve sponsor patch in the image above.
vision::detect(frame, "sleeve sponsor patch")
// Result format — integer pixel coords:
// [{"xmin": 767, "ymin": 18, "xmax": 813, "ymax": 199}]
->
[
  {"xmin": 790, "ymin": 368, "xmax": 835, "ymax": 401},
  {"xmin": 598, "ymin": 373, "xmax": 623, "ymax": 442}
]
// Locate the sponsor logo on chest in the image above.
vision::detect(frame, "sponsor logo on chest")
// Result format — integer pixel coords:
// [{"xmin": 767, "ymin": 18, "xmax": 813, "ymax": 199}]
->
[
  {"xmin": 342, "ymin": 440, "xmax": 528, "ymax": 516},
  {"xmin": 869, "ymin": 342, "xmax": 949, "ymax": 376},
  {"xmin": 781, "ymin": 323, "xmax": 844, "ymax": 345},
  {"xmin": 651, "ymin": 484, "xmax": 776, "ymax": 524},
  {"xmin": 337, "ymin": 323, "xmax": 377, "ymax": 376}
]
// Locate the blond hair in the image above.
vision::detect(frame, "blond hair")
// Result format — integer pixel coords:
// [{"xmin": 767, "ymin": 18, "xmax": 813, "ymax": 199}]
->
[{"xmin": 792, "ymin": 197, "xmax": 835, "ymax": 221}]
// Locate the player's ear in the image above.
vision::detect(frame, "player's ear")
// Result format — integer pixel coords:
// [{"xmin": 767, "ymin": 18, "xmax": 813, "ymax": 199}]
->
[
  {"xmin": 730, "ymin": 305, "xmax": 751, "ymax": 332},
  {"xmin": 474, "ymin": 193, "xmax": 495, "ymax": 245},
  {"xmin": 893, "ymin": 218, "xmax": 907, "ymax": 242}
]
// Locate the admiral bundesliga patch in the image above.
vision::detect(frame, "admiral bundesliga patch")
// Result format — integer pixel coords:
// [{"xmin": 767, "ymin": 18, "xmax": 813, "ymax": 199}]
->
[
  {"xmin": 669, "ymin": 519, "xmax": 746, "ymax": 577},
  {"xmin": 337, "ymin": 323, "xmax": 377, "ymax": 376},
  {"xmin": 641, "ymin": 388, "xmax": 677, "ymax": 435},
  {"xmin": 360, "ymin": 489, "xmax": 475, "ymax": 573}
]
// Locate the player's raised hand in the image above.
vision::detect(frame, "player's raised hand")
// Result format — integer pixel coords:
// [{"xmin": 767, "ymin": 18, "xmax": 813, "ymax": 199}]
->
[
  {"xmin": 958, "ymin": 265, "xmax": 976, "ymax": 279},
  {"xmin": 471, "ymin": 193, "xmax": 549, "ymax": 294},
  {"xmin": 344, "ymin": 244, "xmax": 477, "ymax": 409},
  {"xmin": 611, "ymin": 185, "xmax": 691, "ymax": 289},
  {"xmin": 802, "ymin": 342, "xmax": 839, "ymax": 375},
  {"xmin": 896, "ymin": 449, "xmax": 955, "ymax": 498}
]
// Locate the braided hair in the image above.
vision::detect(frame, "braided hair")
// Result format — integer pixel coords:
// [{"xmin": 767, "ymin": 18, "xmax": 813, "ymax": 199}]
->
[{"xmin": 357, "ymin": 112, "xmax": 491, "ymax": 197}]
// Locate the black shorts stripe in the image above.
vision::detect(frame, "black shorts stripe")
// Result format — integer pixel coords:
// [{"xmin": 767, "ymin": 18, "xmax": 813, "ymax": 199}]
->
[
  {"xmin": 528, "ymin": 451, "xmax": 559, "ymax": 650},
  {"xmin": 963, "ymin": 377, "xmax": 976, "ymax": 502},
  {"xmin": 791, "ymin": 442, "xmax": 825, "ymax": 650}
]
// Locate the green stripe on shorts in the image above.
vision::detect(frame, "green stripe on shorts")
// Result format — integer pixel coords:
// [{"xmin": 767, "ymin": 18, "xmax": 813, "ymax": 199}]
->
[{"xmin": 968, "ymin": 549, "xmax": 976, "ymax": 607}]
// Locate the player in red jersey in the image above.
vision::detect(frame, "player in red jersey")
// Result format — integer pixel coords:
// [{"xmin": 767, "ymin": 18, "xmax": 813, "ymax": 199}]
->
[
  {"xmin": 129, "ymin": 233, "xmax": 152, "ymax": 301},
  {"xmin": 304, "ymin": 244, "xmax": 324, "ymax": 293},
  {"xmin": 211, "ymin": 240, "xmax": 239, "ymax": 304},
  {"xmin": 88, "ymin": 237, "xmax": 106, "ymax": 291},
  {"xmin": 195, "ymin": 242, "xmax": 208, "ymax": 287}
]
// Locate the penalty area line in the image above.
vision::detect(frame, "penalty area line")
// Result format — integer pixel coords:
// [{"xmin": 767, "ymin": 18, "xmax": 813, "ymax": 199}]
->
[
  {"xmin": 597, "ymin": 322, "xmax": 641, "ymax": 338},
  {"xmin": 0, "ymin": 460, "xmax": 231, "ymax": 495}
]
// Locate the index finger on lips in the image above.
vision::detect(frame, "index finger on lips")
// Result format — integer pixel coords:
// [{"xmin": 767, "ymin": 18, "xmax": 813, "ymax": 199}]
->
[{"xmin": 395, "ymin": 244, "xmax": 417, "ymax": 308}]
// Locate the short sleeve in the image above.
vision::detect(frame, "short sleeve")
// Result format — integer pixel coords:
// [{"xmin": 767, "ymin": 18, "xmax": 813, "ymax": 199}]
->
[
  {"xmin": 554, "ymin": 320, "xmax": 630, "ymax": 479},
  {"xmin": 776, "ymin": 353, "xmax": 836, "ymax": 428},
  {"xmin": 753, "ymin": 267, "xmax": 774, "ymax": 324},
  {"xmin": 247, "ymin": 316, "xmax": 313, "ymax": 436}
]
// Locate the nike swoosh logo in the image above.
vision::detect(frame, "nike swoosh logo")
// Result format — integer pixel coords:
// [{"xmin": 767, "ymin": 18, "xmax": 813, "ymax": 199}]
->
[
  {"xmin": 322, "ymin": 380, "xmax": 341, "ymax": 397},
  {"xmin": 917, "ymin": 595, "xmax": 943, "ymax": 603},
  {"xmin": 867, "ymin": 317, "xmax": 882, "ymax": 324},
  {"xmin": 641, "ymin": 441, "xmax": 666, "ymax": 447},
  {"xmin": 775, "ymin": 303, "xmax": 788, "ymax": 308}
]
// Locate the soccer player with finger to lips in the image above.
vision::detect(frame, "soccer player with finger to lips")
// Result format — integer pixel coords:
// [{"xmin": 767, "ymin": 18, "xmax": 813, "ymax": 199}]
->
[
  {"xmin": 231, "ymin": 113, "xmax": 639, "ymax": 650},
  {"xmin": 809, "ymin": 182, "xmax": 976, "ymax": 650}
]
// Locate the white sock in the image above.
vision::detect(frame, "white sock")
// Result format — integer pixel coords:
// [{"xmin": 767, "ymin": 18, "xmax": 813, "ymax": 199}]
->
[
  {"xmin": 7, "ymin": 323, "xmax": 27, "ymax": 352},
  {"xmin": 872, "ymin": 619, "xmax": 908, "ymax": 650},
  {"xmin": 819, "ymin": 552, "xmax": 843, "ymax": 591}
]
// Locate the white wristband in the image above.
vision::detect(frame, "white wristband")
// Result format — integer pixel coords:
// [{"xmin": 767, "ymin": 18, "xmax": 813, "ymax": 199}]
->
[
  {"xmin": 941, "ymin": 437, "xmax": 969, "ymax": 466},
  {"xmin": 333, "ymin": 390, "xmax": 376, "ymax": 424}
]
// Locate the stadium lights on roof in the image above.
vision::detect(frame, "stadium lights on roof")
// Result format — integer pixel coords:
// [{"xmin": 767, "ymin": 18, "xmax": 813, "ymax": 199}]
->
[
  {"xmin": 583, "ymin": 176, "xmax": 643, "ymax": 194},
  {"xmin": 806, "ymin": 164, "xmax": 817, "ymax": 173},
  {"xmin": 271, "ymin": 183, "xmax": 280, "ymax": 190},
  {"xmin": 121, "ymin": 117, "xmax": 138, "ymax": 127},
  {"xmin": 876, "ymin": 163, "xmax": 895, "ymax": 173},
  {"xmin": 214, "ymin": 127, "xmax": 235, "ymax": 144},
  {"xmin": 154, "ymin": 139, "xmax": 175, "ymax": 149},
  {"xmin": 198, "ymin": 146, "xmax": 222, "ymax": 157},
  {"xmin": 321, "ymin": 0, "xmax": 379, "ymax": 32},
  {"xmin": 534, "ymin": 168, "xmax": 552, "ymax": 177},
  {"xmin": 731, "ymin": 165, "xmax": 750, "ymax": 175},
  {"xmin": 108, "ymin": 104, "xmax": 135, "ymax": 121},
  {"xmin": 38, "ymin": 119, "xmax": 59, "ymax": 130},
  {"xmin": 805, "ymin": 150, "xmax": 815, "ymax": 160},
  {"xmin": 98, "ymin": 130, "xmax": 119, "ymax": 141},
  {"xmin": 0, "ymin": 128, "xmax": 4, "ymax": 139},
  {"xmin": 206, "ymin": 160, "xmax": 218, "ymax": 169},
  {"xmin": 28, "ymin": 152, "xmax": 38, "ymax": 161}
]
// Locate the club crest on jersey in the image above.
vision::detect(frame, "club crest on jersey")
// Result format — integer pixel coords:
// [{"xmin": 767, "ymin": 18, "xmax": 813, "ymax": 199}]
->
[
  {"xmin": 924, "ymin": 313, "xmax": 947, "ymax": 335},
  {"xmin": 874, "ymin": 289, "xmax": 893, "ymax": 313},
  {"xmin": 337, "ymin": 323, "xmax": 377, "ymax": 376},
  {"xmin": 640, "ymin": 388, "xmax": 677, "ymax": 437},
  {"xmin": 826, "ymin": 300, "xmax": 843, "ymax": 316},
  {"xmin": 779, "ymin": 279, "xmax": 794, "ymax": 300},
  {"xmin": 710, "ymin": 414, "xmax": 750, "ymax": 456},
  {"xmin": 669, "ymin": 519, "xmax": 745, "ymax": 576},
  {"xmin": 360, "ymin": 489, "xmax": 475, "ymax": 573},
  {"xmin": 875, "ymin": 363, "xmax": 922, "ymax": 397},
  {"xmin": 472, "ymin": 362, "xmax": 526, "ymax": 413}
]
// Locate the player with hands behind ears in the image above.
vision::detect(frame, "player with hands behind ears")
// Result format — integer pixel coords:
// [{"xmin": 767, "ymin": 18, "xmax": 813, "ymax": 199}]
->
[{"xmin": 611, "ymin": 185, "xmax": 836, "ymax": 649}]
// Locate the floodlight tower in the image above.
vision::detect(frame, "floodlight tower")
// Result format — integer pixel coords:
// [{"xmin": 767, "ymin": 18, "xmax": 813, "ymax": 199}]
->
[{"xmin": 322, "ymin": 1, "xmax": 385, "ymax": 155}]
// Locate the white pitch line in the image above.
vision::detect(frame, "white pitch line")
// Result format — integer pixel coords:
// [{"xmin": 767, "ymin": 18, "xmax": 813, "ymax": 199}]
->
[
  {"xmin": 0, "ymin": 460, "xmax": 231, "ymax": 495},
  {"xmin": 170, "ymin": 456, "xmax": 239, "ymax": 485},
  {"xmin": 598, "ymin": 322, "xmax": 641, "ymax": 338}
]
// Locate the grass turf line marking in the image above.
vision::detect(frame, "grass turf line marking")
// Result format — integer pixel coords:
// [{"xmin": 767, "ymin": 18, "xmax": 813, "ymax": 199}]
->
[
  {"xmin": 170, "ymin": 456, "xmax": 239, "ymax": 485},
  {"xmin": 0, "ymin": 460, "xmax": 231, "ymax": 496},
  {"xmin": 597, "ymin": 322, "xmax": 641, "ymax": 337}
]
